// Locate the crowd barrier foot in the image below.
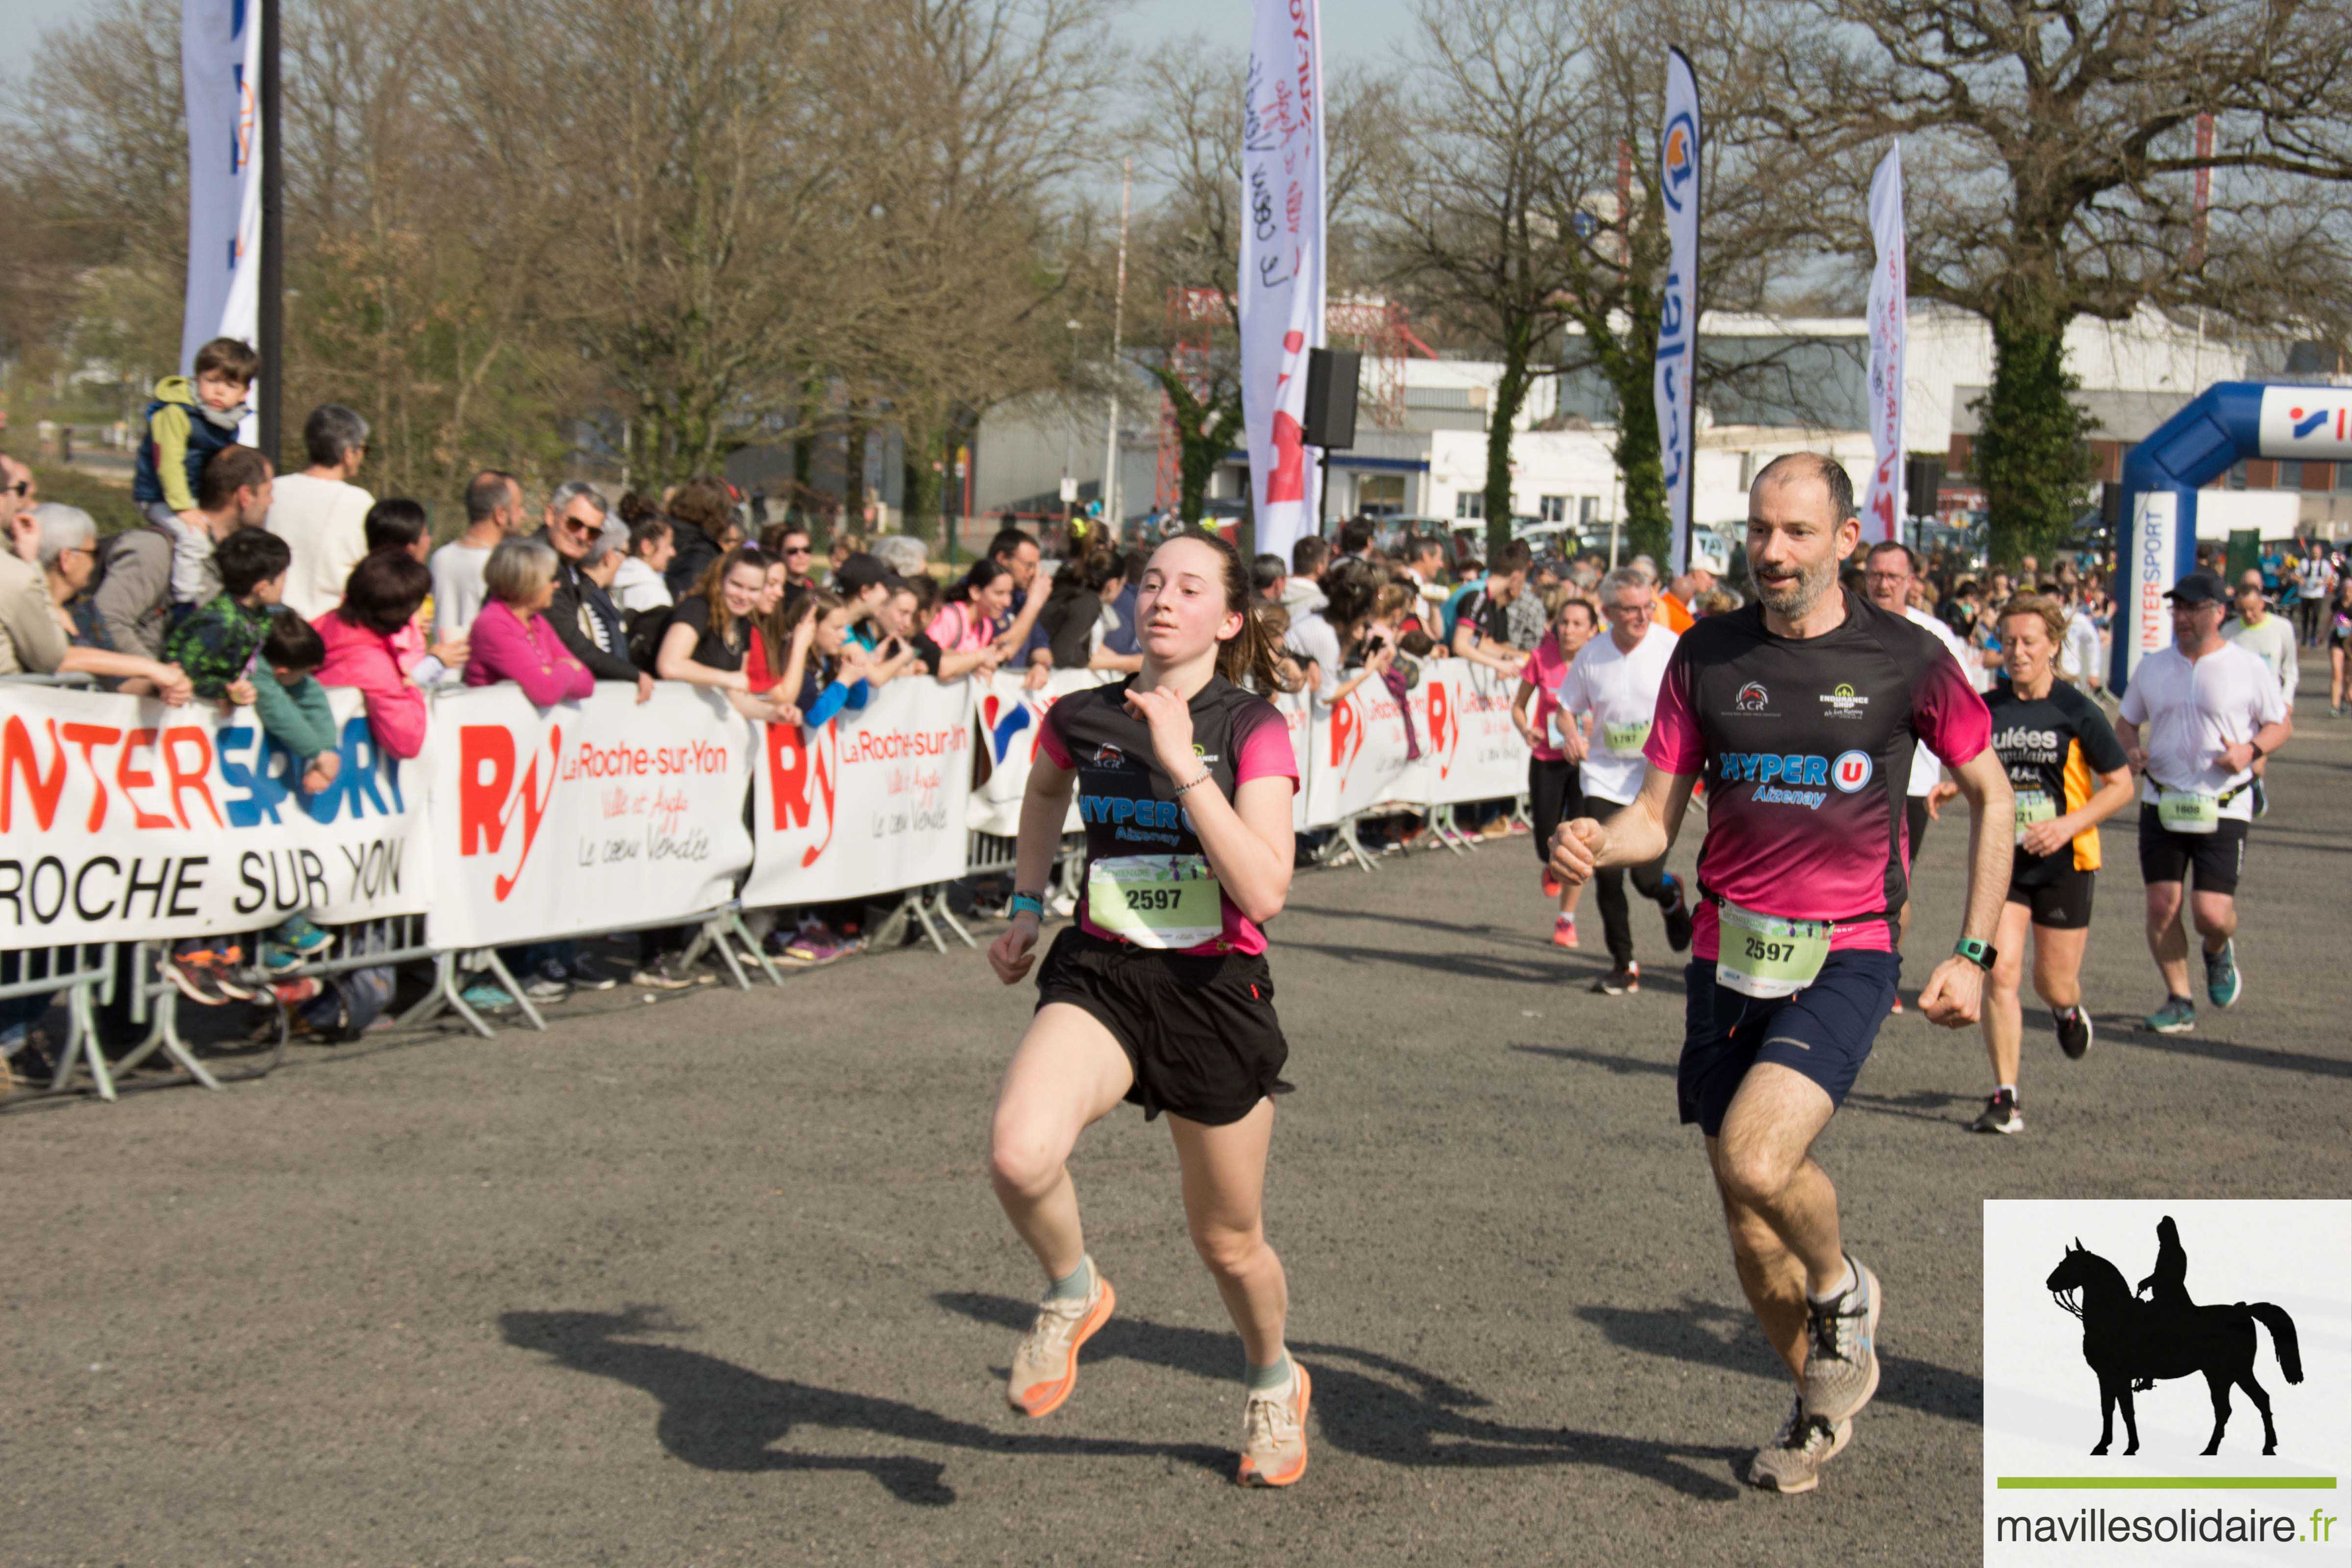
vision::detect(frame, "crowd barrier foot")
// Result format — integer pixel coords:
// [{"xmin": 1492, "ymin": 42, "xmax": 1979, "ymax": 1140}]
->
[
  {"xmin": 714, "ymin": 909, "xmax": 786, "ymax": 988},
  {"xmin": 394, "ymin": 951, "xmax": 500, "ymax": 1039}
]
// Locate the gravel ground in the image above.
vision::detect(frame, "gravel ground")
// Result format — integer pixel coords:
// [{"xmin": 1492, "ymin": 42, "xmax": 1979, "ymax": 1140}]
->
[{"xmin": 8, "ymin": 655, "xmax": 2349, "ymax": 1567}]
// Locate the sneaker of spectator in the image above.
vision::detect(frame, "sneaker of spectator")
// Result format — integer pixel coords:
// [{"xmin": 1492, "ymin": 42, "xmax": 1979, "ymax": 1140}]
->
[
  {"xmin": 519, "ymin": 970, "xmax": 572, "ymax": 1005},
  {"xmin": 460, "ymin": 979, "xmax": 518, "ymax": 1012},
  {"xmin": 780, "ymin": 916, "xmax": 850, "ymax": 966},
  {"xmin": 166, "ymin": 940, "xmax": 251, "ymax": 1005},
  {"xmin": 630, "ymin": 952, "xmax": 704, "ymax": 990},
  {"xmin": 555, "ymin": 953, "xmax": 622, "ymax": 992}
]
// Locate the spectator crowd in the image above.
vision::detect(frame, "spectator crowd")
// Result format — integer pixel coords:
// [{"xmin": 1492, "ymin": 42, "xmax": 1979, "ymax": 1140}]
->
[{"xmin": 4, "ymin": 340, "xmax": 2344, "ymax": 1081}]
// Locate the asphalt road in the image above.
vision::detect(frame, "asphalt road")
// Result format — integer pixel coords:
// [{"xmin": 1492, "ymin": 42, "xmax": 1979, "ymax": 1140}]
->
[{"xmin": 9, "ymin": 655, "xmax": 2351, "ymax": 1567}]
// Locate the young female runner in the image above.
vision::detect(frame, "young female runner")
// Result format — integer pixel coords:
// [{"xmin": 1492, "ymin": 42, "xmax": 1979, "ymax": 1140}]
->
[{"xmin": 985, "ymin": 530, "xmax": 1310, "ymax": 1487}]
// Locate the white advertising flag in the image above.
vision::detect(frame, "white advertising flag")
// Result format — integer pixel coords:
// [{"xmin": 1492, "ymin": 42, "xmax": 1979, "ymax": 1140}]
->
[
  {"xmin": 179, "ymin": 0, "xmax": 262, "ymax": 429},
  {"xmin": 1862, "ymin": 143, "xmax": 1908, "ymax": 543},
  {"xmin": 1654, "ymin": 48, "xmax": 1702, "ymax": 576},
  {"xmin": 1239, "ymin": 0, "xmax": 1326, "ymax": 565},
  {"xmin": 425, "ymin": 684, "xmax": 754, "ymax": 949}
]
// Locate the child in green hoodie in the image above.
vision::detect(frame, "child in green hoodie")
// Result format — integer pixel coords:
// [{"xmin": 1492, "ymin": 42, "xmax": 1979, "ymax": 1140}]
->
[{"xmin": 132, "ymin": 336, "xmax": 257, "ymax": 613}]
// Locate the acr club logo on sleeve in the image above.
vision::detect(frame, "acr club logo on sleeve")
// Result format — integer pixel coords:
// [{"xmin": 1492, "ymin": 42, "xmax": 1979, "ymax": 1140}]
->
[{"xmin": 1981, "ymin": 1200, "xmax": 2350, "ymax": 1564}]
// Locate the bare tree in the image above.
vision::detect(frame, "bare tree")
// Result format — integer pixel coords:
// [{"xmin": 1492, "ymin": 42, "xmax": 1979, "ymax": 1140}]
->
[
  {"xmin": 1122, "ymin": 40, "xmax": 1396, "ymax": 529},
  {"xmin": 1371, "ymin": 0, "xmax": 1807, "ymax": 562},
  {"xmin": 1756, "ymin": 0, "xmax": 2352, "ymax": 560}
]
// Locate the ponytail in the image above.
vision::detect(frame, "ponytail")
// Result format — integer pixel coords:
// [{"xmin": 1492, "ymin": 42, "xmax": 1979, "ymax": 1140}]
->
[{"xmin": 1172, "ymin": 527, "xmax": 1301, "ymax": 695}]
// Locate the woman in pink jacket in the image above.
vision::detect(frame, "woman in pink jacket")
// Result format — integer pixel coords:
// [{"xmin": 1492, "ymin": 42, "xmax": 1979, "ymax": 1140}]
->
[
  {"xmin": 463, "ymin": 537, "xmax": 595, "ymax": 704},
  {"xmin": 315, "ymin": 551, "xmax": 445, "ymax": 760}
]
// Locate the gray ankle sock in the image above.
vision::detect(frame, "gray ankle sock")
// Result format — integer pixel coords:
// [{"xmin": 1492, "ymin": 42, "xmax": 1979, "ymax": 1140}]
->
[
  {"xmin": 1246, "ymin": 1351, "xmax": 1293, "ymax": 1394},
  {"xmin": 1047, "ymin": 1256, "xmax": 1093, "ymax": 1302}
]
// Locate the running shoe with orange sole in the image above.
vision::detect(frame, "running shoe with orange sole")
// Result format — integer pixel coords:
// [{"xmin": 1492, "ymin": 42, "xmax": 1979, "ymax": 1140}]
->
[
  {"xmin": 1552, "ymin": 913, "xmax": 1578, "ymax": 949},
  {"xmin": 1238, "ymin": 1362, "xmax": 1311, "ymax": 1487},
  {"xmin": 1007, "ymin": 1262, "xmax": 1116, "ymax": 1418}
]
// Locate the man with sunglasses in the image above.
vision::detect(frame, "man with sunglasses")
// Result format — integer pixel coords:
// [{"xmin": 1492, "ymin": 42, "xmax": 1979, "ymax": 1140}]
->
[
  {"xmin": 2122, "ymin": 571, "xmax": 2291, "ymax": 1033},
  {"xmin": 536, "ymin": 482, "xmax": 655, "ymax": 704}
]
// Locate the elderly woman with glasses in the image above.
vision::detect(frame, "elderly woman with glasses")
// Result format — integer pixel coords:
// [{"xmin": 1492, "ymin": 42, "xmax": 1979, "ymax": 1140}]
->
[{"xmin": 0, "ymin": 503, "xmax": 194, "ymax": 699}]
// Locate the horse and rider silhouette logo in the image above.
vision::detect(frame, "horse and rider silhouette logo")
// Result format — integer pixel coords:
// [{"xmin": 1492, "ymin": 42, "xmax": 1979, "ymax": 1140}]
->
[{"xmin": 2046, "ymin": 1216, "xmax": 2303, "ymax": 1457}]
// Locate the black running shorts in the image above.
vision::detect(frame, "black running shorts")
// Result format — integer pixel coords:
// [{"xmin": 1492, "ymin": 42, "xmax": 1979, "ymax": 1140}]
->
[
  {"xmin": 1903, "ymin": 795, "xmax": 1931, "ymax": 871},
  {"xmin": 1678, "ymin": 949, "xmax": 1901, "ymax": 1138},
  {"xmin": 1528, "ymin": 756, "xmax": 1583, "ymax": 866},
  {"xmin": 2135, "ymin": 804, "xmax": 2248, "ymax": 896},
  {"xmin": 1035, "ymin": 927, "xmax": 1291, "ymax": 1126},
  {"xmin": 2006, "ymin": 864, "xmax": 2095, "ymax": 930}
]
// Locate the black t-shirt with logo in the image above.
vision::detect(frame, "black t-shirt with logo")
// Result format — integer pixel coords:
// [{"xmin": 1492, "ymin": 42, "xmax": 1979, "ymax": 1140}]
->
[
  {"xmin": 1036, "ymin": 675, "xmax": 1298, "ymax": 955},
  {"xmin": 1985, "ymin": 676, "xmax": 2129, "ymax": 883}
]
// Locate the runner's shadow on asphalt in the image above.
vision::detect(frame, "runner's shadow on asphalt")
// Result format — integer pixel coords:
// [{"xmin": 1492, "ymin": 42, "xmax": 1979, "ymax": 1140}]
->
[
  {"xmin": 1280, "ymin": 939, "xmax": 1575, "ymax": 986},
  {"xmin": 934, "ymin": 1292, "xmax": 1746, "ymax": 1500},
  {"xmin": 2100, "ymin": 1023, "xmax": 2352, "ymax": 1080},
  {"xmin": 1509, "ymin": 1045, "xmax": 1973, "ymax": 1126},
  {"xmin": 1573, "ymin": 1296, "xmax": 1981, "ymax": 1424},
  {"xmin": 498, "ymin": 1306, "xmax": 1229, "ymax": 1506}
]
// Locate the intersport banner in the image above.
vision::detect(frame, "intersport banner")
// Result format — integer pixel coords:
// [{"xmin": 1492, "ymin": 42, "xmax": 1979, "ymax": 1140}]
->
[
  {"xmin": 969, "ymin": 670, "xmax": 1117, "ymax": 837},
  {"xmin": 0, "ymin": 685, "xmax": 426, "ymax": 947},
  {"xmin": 748, "ymin": 676, "xmax": 974, "ymax": 907},
  {"xmin": 1417, "ymin": 662, "xmax": 1527, "ymax": 807},
  {"xmin": 1238, "ymin": 0, "xmax": 1325, "ymax": 564},
  {"xmin": 1861, "ymin": 142, "xmax": 1907, "ymax": 543},
  {"xmin": 1654, "ymin": 46, "xmax": 1702, "ymax": 577},
  {"xmin": 179, "ymin": 0, "xmax": 262, "ymax": 415},
  {"xmin": 427, "ymin": 684, "xmax": 752, "ymax": 949}
]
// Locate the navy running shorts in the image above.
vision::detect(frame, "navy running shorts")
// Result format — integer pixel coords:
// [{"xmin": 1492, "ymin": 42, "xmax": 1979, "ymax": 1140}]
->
[{"xmin": 1677, "ymin": 949, "xmax": 1902, "ymax": 1138}]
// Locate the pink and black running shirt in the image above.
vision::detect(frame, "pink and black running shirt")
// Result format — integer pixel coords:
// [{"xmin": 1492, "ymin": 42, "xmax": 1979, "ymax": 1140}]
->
[
  {"xmin": 1642, "ymin": 595, "xmax": 1991, "ymax": 960},
  {"xmin": 1037, "ymin": 675, "xmax": 1300, "ymax": 955}
]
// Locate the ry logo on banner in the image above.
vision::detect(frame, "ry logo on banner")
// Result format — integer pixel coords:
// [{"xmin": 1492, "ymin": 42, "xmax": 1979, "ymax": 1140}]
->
[
  {"xmin": 458, "ymin": 723, "xmax": 560, "ymax": 901},
  {"xmin": 767, "ymin": 721, "xmax": 837, "ymax": 869}
]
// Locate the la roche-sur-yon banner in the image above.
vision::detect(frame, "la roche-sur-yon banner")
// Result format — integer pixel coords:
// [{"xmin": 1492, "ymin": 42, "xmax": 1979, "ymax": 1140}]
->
[
  {"xmin": 748, "ymin": 675, "xmax": 974, "ymax": 907},
  {"xmin": 1304, "ymin": 681, "xmax": 1416, "ymax": 827},
  {"xmin": 1, "ymin": 684, "xmax": 426, "ymax": 946},
  {"xmin": 427, "ymin": 683, "xmax": 752, "ymax": 949}
]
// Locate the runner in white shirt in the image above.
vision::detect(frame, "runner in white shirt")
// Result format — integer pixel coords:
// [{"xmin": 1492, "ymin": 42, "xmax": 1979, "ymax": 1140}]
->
[
  {"xmin": 1863, "ymin": 541, "xmax": 1983, "ymax": 1010},
  {"xmin": 2059, "ymin": 593, "xmax": 2105, "ymax": 695},
  {"xmin": 2295, "ymin": 551, "xmax": 2335, "ymax": 649},
  {"xmin": 2221, "ymin": 569, "xmax": 2298, "ymax": 818},
  {"xmin": 2115, "ymin": 571, "xmax": 2291, "ymax": 1035},
  {"xmin": 1556, "ymin": 568, "xmax": 1692, "ymax": 994}
]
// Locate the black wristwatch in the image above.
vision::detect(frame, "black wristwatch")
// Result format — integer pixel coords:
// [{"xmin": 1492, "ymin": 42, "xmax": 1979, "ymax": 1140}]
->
[{"xmin": 1954, "ymin": 937, "xmax": 1996, "ymax": 972}]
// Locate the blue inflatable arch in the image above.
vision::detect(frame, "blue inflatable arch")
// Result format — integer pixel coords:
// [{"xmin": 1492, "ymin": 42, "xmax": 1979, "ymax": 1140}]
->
[{"xmin": 2113, "ymin": 381, "xmax": 2352, "ymax": 692}]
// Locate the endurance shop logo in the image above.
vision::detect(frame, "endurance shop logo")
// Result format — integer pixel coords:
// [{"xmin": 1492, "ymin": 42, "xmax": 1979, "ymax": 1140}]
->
[{"xmin": 1982, "ymin": 1199, "xmax": 2351, "ymax": 1564}]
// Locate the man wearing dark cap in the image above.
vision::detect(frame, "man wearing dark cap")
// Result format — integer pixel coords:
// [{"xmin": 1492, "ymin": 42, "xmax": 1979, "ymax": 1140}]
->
[{"xmin": 2115, "ymin": 571, "xmax": 2293, "ymax": 1034}]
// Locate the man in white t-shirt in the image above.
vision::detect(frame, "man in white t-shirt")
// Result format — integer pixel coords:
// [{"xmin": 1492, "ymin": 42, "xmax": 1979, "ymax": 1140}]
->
[
  {"xmin": 430, "ymin": 469, "xmax": 524, "ymax": 642},
  {"xmin": 265, "ymin": 403, "xmax": 374, "ymax": 621},
  {"xmin": 2116, "ymin": 571, "xmax": 2291, "ymax": 1035},
  {"xmin": 1863, "ymin": 541, "xmax": 1984, "ymax": 1003},
  {"xmin": 2221, "ymin": 569, "xmax": 2298, "ymax": 818},
  {"xmin": 1556, "ymin": 567, "xmax": 1692, "ymax": 994}
]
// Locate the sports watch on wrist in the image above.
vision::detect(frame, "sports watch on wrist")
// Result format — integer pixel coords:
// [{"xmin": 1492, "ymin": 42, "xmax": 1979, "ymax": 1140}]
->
[{"xmin": 1954, "ymin": 937, "xmax": 1996, "ymax": 972}]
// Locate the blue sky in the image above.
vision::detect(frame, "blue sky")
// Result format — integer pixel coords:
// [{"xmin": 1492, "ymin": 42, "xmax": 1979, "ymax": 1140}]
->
[{"xmin": 4, "ymin": 0, "xmax": 1421, "ymax": 79}]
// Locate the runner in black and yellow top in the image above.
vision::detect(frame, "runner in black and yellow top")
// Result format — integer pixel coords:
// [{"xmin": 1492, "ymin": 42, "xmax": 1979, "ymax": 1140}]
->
[
  {"xmin": 985, "ymin": 531, "xmax": 1312, "ymax": 1488},
  {"xmin": 1936, "ymin": 594, "xmax": 2135, "ymax": 1134}
]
